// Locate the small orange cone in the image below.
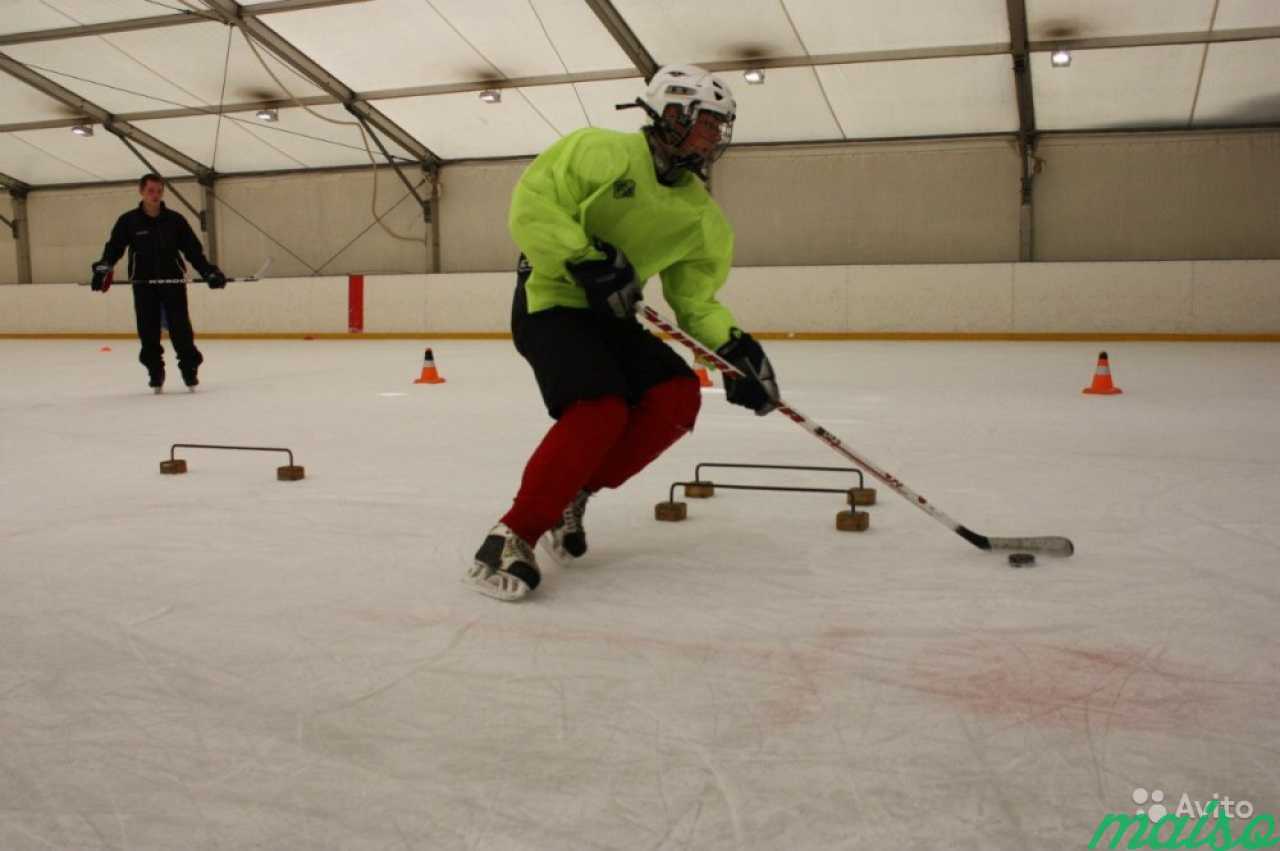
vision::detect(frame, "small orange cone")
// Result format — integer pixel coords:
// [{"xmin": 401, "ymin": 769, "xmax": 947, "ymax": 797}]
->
[
  {"xmin": 413, "ymin": 348, "xmax": 447, "ymax": 384},
  {"xmin": 99, "ymin": 345, "xmax": 112, "ymax": 352},
  {"xmin": 1083, "ymin": 351, "xmax": 1122, "ymax": 395}
]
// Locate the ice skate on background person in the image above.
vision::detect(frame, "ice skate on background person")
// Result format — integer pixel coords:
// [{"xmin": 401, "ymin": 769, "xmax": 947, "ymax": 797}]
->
[{"xmin": 463, "ymin": 65, "xmax": 780, "ymax": 601}]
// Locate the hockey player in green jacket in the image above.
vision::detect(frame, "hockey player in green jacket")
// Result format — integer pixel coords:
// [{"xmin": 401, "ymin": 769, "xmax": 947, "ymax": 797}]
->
[{"xmin": 466, "ymin": 65, "xmax": 780, "ymax": 601}]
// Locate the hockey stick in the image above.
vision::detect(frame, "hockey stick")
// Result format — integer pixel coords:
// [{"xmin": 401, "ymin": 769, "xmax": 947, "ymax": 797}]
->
[
  {"xmin": 639, "ymin": 304, "xmax": 1074, "ymax": 558},
  {"xmin": 80, "ymin": 258, "xmax": 272, "ymax": 287}
]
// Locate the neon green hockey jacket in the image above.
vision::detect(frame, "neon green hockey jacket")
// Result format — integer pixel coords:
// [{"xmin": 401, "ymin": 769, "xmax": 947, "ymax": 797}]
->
[{"xmin": 508, "ymin": 127, "xmax": 738, "ymax": 350}]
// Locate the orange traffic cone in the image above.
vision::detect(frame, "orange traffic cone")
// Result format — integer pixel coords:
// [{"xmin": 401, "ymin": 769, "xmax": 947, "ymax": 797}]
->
[
  {"xmin": 1082, "ymin": 351, "xmax": 1122, "ymax": 395},
  {"xmin": 413, "ymin": 348, "xmax": 447, "ymax": 384},
  {"xmin": 99, "ymin": 345, "xmax": 112, "ymax": 352}
]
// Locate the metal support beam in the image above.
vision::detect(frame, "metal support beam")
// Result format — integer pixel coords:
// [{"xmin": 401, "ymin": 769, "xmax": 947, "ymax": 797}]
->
[
  {"xmin": 201, "ymin": 179, "xmax": 219, "ymax": 265},
  {"xmin": 0, "ymin": 51, "xmax": 213, "ymax": 180},
  {"xmin": 200, "ymin": 0, "xmax": 440, "ymax": 167},
  {"xmin": 10, "ymin": 192, "xmax": 33, "ymax": 283},
  {"xmin": 428, "ymin": 166, "xmax": 441, "ymax": 274},
  {"xmin": 0, "ymin": 0, "xmax": 373, "ymax": 46},
  {"xmin": 1006, "ymin": 0, "xmax": 1037, "ymax": 262},
  {"xmin": 584, "ymin": 0, "xmax": 657, "ymax": 80},
  {"xmin": 348, "ymin": 110, "xmax": 431, "ymax": 222}
]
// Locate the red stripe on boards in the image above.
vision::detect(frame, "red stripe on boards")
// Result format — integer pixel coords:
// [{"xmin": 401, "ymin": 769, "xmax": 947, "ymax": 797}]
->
[{"xmin": 348, "ymin": 274, "xmax": 364, "ymax": 333}]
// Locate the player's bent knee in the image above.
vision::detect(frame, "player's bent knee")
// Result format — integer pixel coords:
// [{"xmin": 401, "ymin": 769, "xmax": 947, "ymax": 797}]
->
[{"xmin": 649, "ymin": 376, "xmax": 702, "ymax": 431}]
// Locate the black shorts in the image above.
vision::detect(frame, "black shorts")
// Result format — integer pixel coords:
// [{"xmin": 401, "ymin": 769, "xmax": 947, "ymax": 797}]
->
[{"xmin": 511, "ymin": 258, "xmax": 694, "ymax": 419}]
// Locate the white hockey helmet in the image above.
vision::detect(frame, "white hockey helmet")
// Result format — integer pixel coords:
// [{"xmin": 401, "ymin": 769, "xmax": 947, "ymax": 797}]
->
[
  {"xmin": 635, "ymin": 65, "xmax": 736, "ymax": 179},
  {"xmin": 642, "ymin": 64, "xmax": 737, "ymax": 123}
]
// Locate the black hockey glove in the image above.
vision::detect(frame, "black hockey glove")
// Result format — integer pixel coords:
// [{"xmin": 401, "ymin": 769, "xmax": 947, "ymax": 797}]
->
[
  {"xmin": 565, "ymin": 241, "xmax": 642, "ymax": 320},
  {"xmin": 203, "ymin": 266, "xmax": 227, "ymax": 289},
  {"xmin": 717, "ymin": 329, "xmax": 779, "ymax": 416},
  {"xmin": 90, "ymin": 262, "xmax": 113, "ymax": 293}
]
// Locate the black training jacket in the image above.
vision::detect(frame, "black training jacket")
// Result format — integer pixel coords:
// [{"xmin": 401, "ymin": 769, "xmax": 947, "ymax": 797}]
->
[{"xmin": 98, "ymin": 202, "xmax": 213, "ymax": 283}]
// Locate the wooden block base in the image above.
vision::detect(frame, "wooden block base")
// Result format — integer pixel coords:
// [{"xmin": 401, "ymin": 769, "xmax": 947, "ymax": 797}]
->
[
  {"xmin": 277, "ymin": 465, "xmax": 306, "ymax": 481},
  {"xmin": 160, "ymin": 459, "xmax": 187, "ymax": 475},
  {"xmin": 847, "ymin": 487, "xmax": 877, "ymax": 506},
  {"xmin": 836, "ymin": 509, "xmax": 870, "ymax": 532},
  {"xmin": 655, "ymin": 501, "xmax": 688, "ymax": 522},
  {"xmin": 684, "ymin": 482, "xmax": 715, "ymax": 498}
]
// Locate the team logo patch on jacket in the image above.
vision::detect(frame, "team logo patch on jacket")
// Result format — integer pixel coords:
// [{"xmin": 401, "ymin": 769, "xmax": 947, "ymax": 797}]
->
[{"xmin": 612, "ymin": 179, "xmax": 636, "ymax": 199}]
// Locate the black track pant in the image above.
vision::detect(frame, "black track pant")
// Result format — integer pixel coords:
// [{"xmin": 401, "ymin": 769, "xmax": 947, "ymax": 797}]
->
[{"xmin": 132, "ymin": 283, "xmax": 202, "ymax": 375}]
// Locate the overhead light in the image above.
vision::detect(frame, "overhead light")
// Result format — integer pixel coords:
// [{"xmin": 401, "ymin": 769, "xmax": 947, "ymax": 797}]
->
[
  {"xmin": 70, "ymin": 123, "xmax": 93, "ymax": 137},
  {"xmin": 743, "ymin": 68, "xmax": 766, "ymax": 85},
  {"xmin": 255, "ymin": 108, "xmax": 279, "ymax": 122},
  {"xmin": 1050, "ymin": 48, "xmax": 1072, "ymax": 68},
  {"xmin": 479, "ymin": 88, "xmax": 502, "ymax": 104}
]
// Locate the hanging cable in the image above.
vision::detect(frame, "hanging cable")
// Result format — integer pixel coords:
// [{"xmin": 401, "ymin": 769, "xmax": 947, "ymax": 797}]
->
[
  {"xmin": 210, "ymin": 24, "xmax": 234, "ymax": 172},
  {"xmin": 228, "ymin": 16, "xmax": 426, "ymax": 243}
]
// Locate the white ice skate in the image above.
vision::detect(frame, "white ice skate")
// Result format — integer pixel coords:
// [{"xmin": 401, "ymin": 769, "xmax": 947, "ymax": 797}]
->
[{"xmin": 465, "ymin": 523, "xmax": 541, "ymax": 601}]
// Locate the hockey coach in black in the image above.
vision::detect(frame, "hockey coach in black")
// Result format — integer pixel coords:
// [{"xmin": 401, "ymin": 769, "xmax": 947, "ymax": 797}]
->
[{"xmin": 90, "ymin": 173, "xmax": 225, "ymax": 393}]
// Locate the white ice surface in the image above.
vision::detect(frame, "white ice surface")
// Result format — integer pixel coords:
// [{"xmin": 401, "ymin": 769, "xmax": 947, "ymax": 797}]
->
[{"xmin": 2, "ymin": 338, "xmax": 1279, "ymax": 850}]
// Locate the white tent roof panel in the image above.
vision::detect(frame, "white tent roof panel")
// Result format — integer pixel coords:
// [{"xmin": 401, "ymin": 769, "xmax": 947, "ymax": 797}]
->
[
  {"xmin": 515, "ymin": 84, "xmax": 595, "ymax": 137},
  {"xmin": 134, "ymin": 104, "xmax": 415, "ymax": 173},
  {"xmin": 611, "ymin": 0, "xmax": 805, "ymax": 65},
  {"xmin": 373, "ymin": 90, "xmax": 564, "ymax": 160},
  {"xmin": 0, "ymin": 76, "xmax": 83, "ymax": 124},
  {"xmin": 818, "ymin": 54, "xmax": 1020, "ymax": 139},
  {"xmin": 1193, "ymin": 39, "xmax": 1280, "ymax": 125},
  {"xmin": 133, "ymin": 115, "xmax": 305, "ymax": 173},
  {"xmin": 729, "ymin": 67, "xmax": 844, "ymax": 144},
  {"xmin": 784, "ymin": 0, "xmax": 1011, "ymax": 54},
  {"xmin": 562, "ymin": 77, "xmax": 650, "ymax": 133},
  {"xmin": 1032, "ymin": 45, "xmax": 1204, "ymax": 130},
  {"xmin": 0, "ymin": 127, "xmax": 189, "ymax": 184},
  {"xmin": 422, "ymin": 0, "xmax": 633, "ymax": 75},
  {"xmin": 0, "ymin": 0, "xmax": 173, "ymax": 35},
  {"xmin": 1215, "ymin": 0, "xmax": 1280, "ymax": 30},
  {"xmin": 2, "ymin": 23, "xmax": 325, "ymax": 116},
  {"xmin": 263, "ymin": 0, "xmax": 623, "ymax": 92},
  {"xmin": 1025, "ymin": 0, "xmax": 1214, "ymax": 41}
]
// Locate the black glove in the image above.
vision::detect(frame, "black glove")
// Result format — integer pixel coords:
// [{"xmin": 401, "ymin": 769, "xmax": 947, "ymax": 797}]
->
[
  {"xmin": 717, "ymin": 329, "xmax": 779, "ymax": 416},
  {"xmin": 203, "ymin": 266, "xmax": 227, "ymax": 289},
  {"xmin": 565, "ymin": 241, "xmax": 642, "ymax": 320},
  {"xmin": 90, "ymin": 262, "xmax": 113, "ymax": 293}
]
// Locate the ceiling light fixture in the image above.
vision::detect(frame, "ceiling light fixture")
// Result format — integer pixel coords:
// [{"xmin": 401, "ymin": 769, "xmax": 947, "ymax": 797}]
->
[
  {"xmin": 479, "ymin": 88, "xmax": 502, "ymax": 104},
  {"xmin": 1050, "ymin": 48, "xmax": 1072, "ymax": 68},
  {"xmin": 743, "ymin": 68, "xmax": 766, "ymax": 85},
  {"xmin": 256, "ymin": 108, "xmax": 279, "ymax": 122},
  {"xmin": 70, "ymin": 123, "xmax": 93, "ymax": 137}
]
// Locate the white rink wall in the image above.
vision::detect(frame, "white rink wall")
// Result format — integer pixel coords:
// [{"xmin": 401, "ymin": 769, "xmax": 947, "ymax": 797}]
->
[{"xmin": 0, "ymin": 261, "xmax": 1277, "ymax": 336}]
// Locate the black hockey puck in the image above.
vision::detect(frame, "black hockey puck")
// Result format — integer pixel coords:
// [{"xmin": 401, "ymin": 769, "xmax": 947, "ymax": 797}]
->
[{"xmin": 1008, "ymin": 552, "xmax": 1036, "ymax": 567}]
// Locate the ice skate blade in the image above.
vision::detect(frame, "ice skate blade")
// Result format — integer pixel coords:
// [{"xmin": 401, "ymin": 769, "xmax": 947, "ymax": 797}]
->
[{"xmin": 462, "ymin": 571, "xmax": 530, "ymax": 602}]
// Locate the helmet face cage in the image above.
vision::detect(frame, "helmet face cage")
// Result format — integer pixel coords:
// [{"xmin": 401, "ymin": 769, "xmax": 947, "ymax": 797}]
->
[{"xmin": 643, "ymin": 66, "xmax": 736, "ymax": 178}]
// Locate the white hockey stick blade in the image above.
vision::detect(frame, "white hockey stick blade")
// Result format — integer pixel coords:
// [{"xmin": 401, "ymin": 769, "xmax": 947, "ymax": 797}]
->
[
  {"xmin": 983, "ymin": 536, "xmax": 1075, "ymax": 557},
  {"xmin": 245, "ymin": 257, "xmax": 272, "ymax": 281}
]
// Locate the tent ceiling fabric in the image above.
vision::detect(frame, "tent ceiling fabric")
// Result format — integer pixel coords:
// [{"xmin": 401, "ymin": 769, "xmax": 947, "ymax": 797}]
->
[
  {"xmin": 0, "ymin": 1, "xmax": 177, "ymax": 35},
  {"xmin": 2, "ymin": 23, "xmax": 327, "ymax": 116},
  {"xmin": 260, "ymin": 0, "xmax": 630, "ymax": 91},
  {"xmin": 0, "ymin": 0, "xmax": 1276, "ymax": 184},
  {"xmin": 0, "ymin": 127, "xmax": 190, "ymax": 185},
  {"xmin": 1033, "ymin": 45, "xmax": 1206, "ymax": 131}
]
